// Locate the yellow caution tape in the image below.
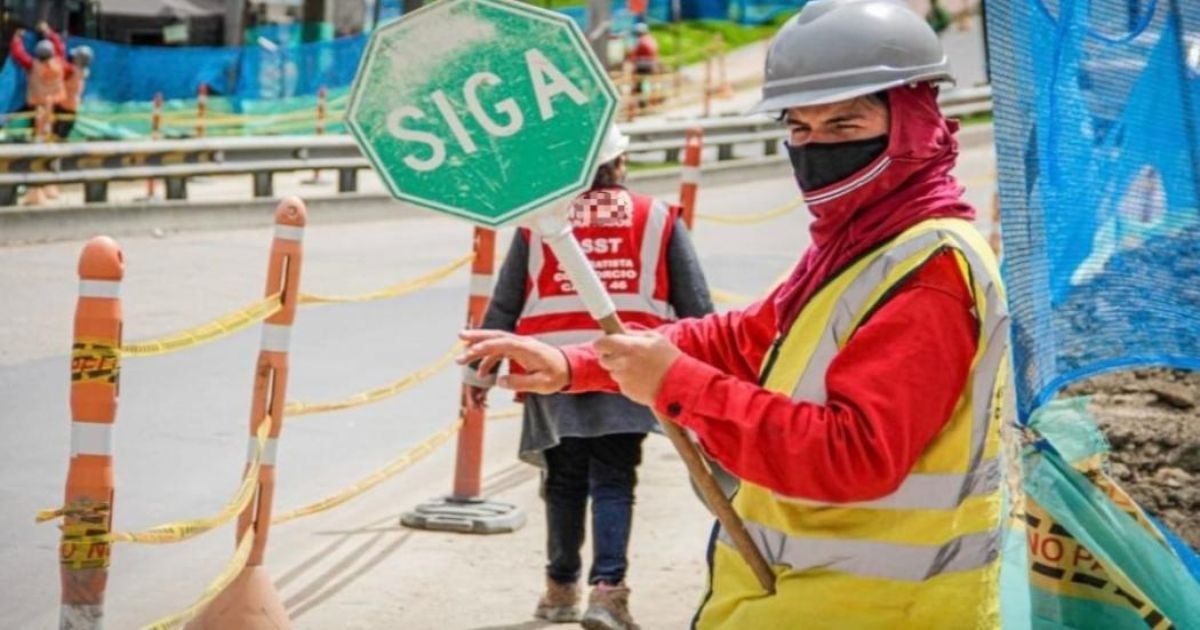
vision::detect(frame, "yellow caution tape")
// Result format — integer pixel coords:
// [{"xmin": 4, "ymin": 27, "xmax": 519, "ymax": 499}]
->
[
  {"xmin": 697, "ymin": 198, "xmax": 803, "ymax": 225},
  {"xmin": 37, "ymin": 497, "xmax": 111, "ymax": 524},
  {"xmin": 488, "ymin": 407, "xmax": 522, "ymax": 420},
  {"xmin": 711, "ymin": 287, "xmax": 754, "ymax": 305},
  {"xmin": 121, "ymin": 295, "xmax": 282, "ymax": 357},
  {"xmin": 298, "ymin": 253, "xmax": 473, "ymax": 305},
  {"xmin": 71, "ymin": 340, "xmax": 120, "ymax": 385},
  {"xmin": 50, "ymin": 420, "xmax": 270, "ymax": 544},
  {"xmin": 710, "ymin": 266, "xmax": 794, "ymax": 306},
  {"xmin": 284, "ymin": 346, "xmax": 459, "ymax": 417},
  {"xmin": 36, "ymin": 508, "xmax": 63, "ymax": 523},
  {"xmin": 3, "ymin": 109, "xmax": 39, "ymax": 121},
  {"xmin": 273, "ymin": 418, "xmax": 464, "ymax": 524},
  {"xmin": 140, "ymin": 529, "xmax": 256, "ymax": 630},
  {"xmin": 110, "ymin": 253, "xmax": 468, "ymax": 360}
]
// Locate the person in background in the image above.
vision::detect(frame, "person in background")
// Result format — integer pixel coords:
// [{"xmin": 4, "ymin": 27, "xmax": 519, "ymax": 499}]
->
[
  {"xmin": 466, "ymin": 126, "xmax": 713, "ymax": 630},
  {"xmin": 627, "ymin": 23, "xmax": 660, "ymax": 111},
  {"xmin": 54, "ymin": 45, "xmax": 93, "ymax": 141},
  {"xmin": 10, "ymin": 22, "xmax": 66, "ymax": 119},
  {"xmin": 10, "ymin": 22, "xmax": 67, "ymax": 202}
]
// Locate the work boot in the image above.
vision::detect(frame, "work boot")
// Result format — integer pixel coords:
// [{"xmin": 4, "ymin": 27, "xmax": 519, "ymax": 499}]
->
[
  {"xmin": 581, "ymin": 582, "xmax": 639, "ymax": 630},
  {"xmin": 534, "ymin": 578, "xmax": 580, "ymax": 623}
]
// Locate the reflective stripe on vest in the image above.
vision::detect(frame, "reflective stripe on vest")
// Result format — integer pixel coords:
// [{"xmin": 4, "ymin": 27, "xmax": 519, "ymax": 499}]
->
[
  {"xmin": 696, "ymin": 219, "xmax": 1009, "ymax": 629},
  {"xmin": 718, "ymin": 519, "xmax": 1002, "ymax": 582},
  {"xmin": 517, "ymin": 190, "xmax": 674, "ymax": 344}
]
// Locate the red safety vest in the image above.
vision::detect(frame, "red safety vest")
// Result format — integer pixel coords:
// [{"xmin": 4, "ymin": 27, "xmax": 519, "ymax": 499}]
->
[{"xmin": 514, "ymin": 187, "xmax": 676, "ymax": 347}]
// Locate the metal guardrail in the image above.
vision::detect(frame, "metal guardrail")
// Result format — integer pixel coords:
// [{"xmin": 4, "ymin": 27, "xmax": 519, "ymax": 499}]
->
[{"xmin": 0, "ymin": 86, "xmax": 991, "ymax": 206}]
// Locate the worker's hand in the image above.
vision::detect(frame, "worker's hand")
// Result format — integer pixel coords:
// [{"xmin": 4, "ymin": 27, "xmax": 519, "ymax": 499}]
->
[
  {"xmin": 594, "ymin": 332, "xmax": 681, "ymax": 407},
  {"xmin": 36, "ymin": 21, "xmax": 49, "ymax": 34},
  {"xmin": 458, "ymin": 330, "xmax": 569, "ymax": 394},
  {"xmin": 466, "ymin": 385, "xmax": 489, "ymax": 411},
  {"xmin": 14, "ymin": 27, "xmax": 25, "ymax": 37}
]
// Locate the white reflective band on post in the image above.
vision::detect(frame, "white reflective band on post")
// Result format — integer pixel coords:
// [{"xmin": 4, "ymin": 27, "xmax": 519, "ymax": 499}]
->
[
  {"xmin": 469, "ymin": 273, "xmax": 493, "ymax": 298},
  {"xmin": 260, "ymin": 323, "xmax": 291, "ymax": 352},
  {"xmin": 680, "ymin": 166, "xmax": 702, "ymax": 185},
  {"xmin": 78, "ymin": 280, "xmax": 120, "ymax": 299},
  {"xmin": 274, "ymin": 225, "xmax": 305, "ymax": 241},
  {"xmin": 71, "ymin": 422, "xmax": 113, "ymax": 456},
  {"xmin": 247, "ymin": 436, "xmax": 279, "ymax": 465},
  {"xmin": 61, "ymin": 604, "xmax": 104, "ymax": 628}
]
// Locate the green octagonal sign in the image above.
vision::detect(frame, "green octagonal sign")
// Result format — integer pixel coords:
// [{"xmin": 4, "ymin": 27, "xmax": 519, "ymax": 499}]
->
[{"xmin": 347, "ymin": 0, "xmax": 618, "ymax": 228}]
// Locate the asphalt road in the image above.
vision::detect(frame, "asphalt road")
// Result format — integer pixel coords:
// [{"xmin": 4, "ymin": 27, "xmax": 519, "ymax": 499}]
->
[{"xmin": 0, "ymin": 140, "xmax": 996, "ymax": 628}]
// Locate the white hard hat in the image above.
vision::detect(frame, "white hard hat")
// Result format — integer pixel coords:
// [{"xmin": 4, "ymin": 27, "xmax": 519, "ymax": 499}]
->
[{"xmin": 597, "ymin": 125, "xmax": 630, "ymax": 165}]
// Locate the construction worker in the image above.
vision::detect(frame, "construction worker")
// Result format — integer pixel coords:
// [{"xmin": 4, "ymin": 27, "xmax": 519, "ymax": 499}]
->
[
  {"xmin": 465, "ymin": 126, "xmax": 712, "ymax": 630},
  {"xmin": 460, "ymin": 1, "xmax": 1011, "ymax": 627},
  {"xmin": 10, "ymin": 23, "xmax": 67, "ymax": 203},
  {"xmin": 9, "ymin": 23, "xmax": 67, "ymax": 117},
  {"xmin": 54, "ymin": 46, "xmax": 93, "ymax": 141}
]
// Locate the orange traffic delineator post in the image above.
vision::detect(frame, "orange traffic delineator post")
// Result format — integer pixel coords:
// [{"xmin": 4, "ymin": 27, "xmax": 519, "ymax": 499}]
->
[
  {"xmin": 679, "ymin": 128, "xmax": 704, "ymax": 230},
  {"xmin": 622, "ymin": 62, "xmax": 638, "ymax": 122},
  {"xmin": 146, "ymin": 92, "xmax": 163, "ymax": 198},
  {"xmin": 703, "ymin": 55, "xmax": 714, "ymax": 118},
  {"xmin": 59, "ymin": 236, "xmax": 124, "ymax": 630},
  {"xmin": 196, "ymin": 83, "xmax": 208, "ymax": 139},
  {"xmin": 189, "ymin": 198, "xmax": 307, "ymax": 629},
  {"xmin": 305, "ymin": 87, "xmax": 327, "ymax": 184},
  {"xmin": 714, "ymin": 34, "xmax": 733, "ymax": 99},
  {"xmin": 401, "ymin": 227, "xmax": 526, "ymax": 534}
]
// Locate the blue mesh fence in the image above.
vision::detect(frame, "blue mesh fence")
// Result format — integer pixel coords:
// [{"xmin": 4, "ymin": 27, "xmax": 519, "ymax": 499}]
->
[{"xmin": 988, "ymin": 0, "xmax": 1200, "ymax": 421}]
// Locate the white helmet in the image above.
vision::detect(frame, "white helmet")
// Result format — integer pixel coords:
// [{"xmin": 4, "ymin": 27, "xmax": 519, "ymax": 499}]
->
[{"xmin": 597, "ymin": 125, "xmax": 630, "ymax": 165}]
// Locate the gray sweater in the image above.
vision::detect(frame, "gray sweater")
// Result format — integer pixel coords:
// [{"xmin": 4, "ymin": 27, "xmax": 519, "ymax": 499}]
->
[{"xmin": 482, "ymin": 215, "xmax": 714, "ymax": 465}]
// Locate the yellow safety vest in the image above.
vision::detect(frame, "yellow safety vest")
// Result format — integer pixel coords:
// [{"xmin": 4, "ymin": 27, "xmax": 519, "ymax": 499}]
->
[{"xmin": 695, "ymin": 218, "xmax": 1010, "ymax": 630}]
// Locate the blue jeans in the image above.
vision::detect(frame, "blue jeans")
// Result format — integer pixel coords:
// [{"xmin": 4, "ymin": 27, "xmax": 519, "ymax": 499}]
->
[{"xmin": 543, "ymin": 433, "xmax": 646, "ymax": 586}]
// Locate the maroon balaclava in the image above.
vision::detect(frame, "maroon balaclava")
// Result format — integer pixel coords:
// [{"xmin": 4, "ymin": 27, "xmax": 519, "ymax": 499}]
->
[{"xmin": 773, "ymin": 83, "xmax": 975, "ymax": 333}]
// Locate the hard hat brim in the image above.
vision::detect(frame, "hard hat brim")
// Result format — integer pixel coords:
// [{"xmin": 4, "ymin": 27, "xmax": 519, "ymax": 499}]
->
[{"xmin": 747, "ymin": 67, "xmax": 954, "ymax": 115}]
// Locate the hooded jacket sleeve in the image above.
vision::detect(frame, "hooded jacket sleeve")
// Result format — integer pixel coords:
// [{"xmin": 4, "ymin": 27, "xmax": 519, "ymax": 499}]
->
[
  {"xmin": 10, "ymin": 33, "xmax": 32, "ymax": 70},
  {"xmin": 45, "ymin": 29, "xmax": 65, "ymax": 59}
]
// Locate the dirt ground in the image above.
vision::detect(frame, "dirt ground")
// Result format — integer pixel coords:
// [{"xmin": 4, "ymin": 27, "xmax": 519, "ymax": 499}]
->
[{"xmin": 1062, "ymin": 368, "xmax": 1200, "ymax": 549}]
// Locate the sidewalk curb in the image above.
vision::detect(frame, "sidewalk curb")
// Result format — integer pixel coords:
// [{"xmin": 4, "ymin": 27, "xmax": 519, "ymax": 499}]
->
[{"xmin": 0, "ymin": 124, "xmax": 994, "ymax": 246}]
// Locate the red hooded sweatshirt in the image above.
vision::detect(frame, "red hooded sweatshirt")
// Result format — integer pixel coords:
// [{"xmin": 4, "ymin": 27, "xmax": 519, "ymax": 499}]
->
[{"xmin": 562, "ymin": 85, "xmax": 981, "ymax": 502}]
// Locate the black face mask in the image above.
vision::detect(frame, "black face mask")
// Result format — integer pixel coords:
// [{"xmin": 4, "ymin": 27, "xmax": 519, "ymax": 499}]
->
[{"xmin": 786, "ymin": 135, "xmax": 889, "ymax": 193}]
